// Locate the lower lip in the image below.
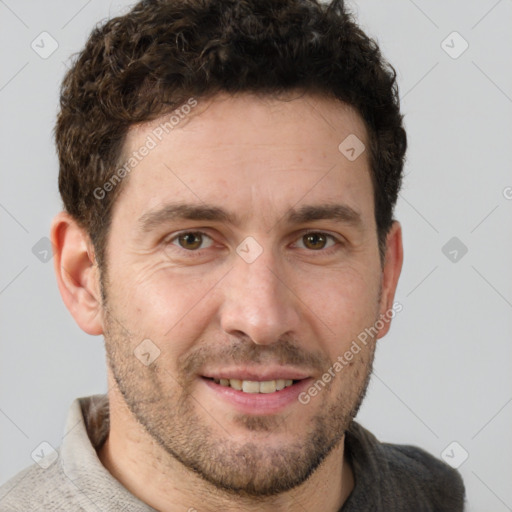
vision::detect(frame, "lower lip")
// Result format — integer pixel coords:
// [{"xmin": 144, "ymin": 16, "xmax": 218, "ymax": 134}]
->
[{"xmin": 200, "ymin": 377, "xmax": 313, "ymax": 415}]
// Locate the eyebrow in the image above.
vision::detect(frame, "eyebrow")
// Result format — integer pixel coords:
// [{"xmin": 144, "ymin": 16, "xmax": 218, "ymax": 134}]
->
[
  {"xmin": 285, "ymin": 204, "xmax": 362, "ymax": 227},
  {"xmin": 137, "ymin": 203, "xmax": 237, "ymax": 232},
  {"xmin": 137, "ymin": 202, "xmax": 362, "ymax": 233}
]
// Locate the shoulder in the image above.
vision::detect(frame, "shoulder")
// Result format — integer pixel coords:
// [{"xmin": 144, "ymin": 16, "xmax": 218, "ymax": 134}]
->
[
  {"xmin": 0, "ymin": 456, "xmax": 83, "ymax": 511},
  {"xmin": 345, "ymin": 422, "xmax": 466, "ymax": 511},
  {"xmin": 381, "ymin": 440, "xmax": 466, "ymax": 508}
]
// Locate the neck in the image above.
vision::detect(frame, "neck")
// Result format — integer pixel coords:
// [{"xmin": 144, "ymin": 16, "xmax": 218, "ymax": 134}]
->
[{"xmin": 98, "ymin": 385, "xmax": 354, "ymax": 512}]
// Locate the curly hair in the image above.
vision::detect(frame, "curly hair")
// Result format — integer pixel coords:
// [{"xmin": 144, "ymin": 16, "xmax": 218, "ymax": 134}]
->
[{"xmin": 55, "ymin": 0, "xmax": 406, "ymax": 269}]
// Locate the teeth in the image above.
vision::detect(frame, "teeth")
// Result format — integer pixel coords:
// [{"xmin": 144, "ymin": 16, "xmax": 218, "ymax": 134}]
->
[
  {"xmin": 242, "ymin": 380, "xmax": 261, "ymax": 393},
  {"xmin": 229, "ymin": 378, "xmax": 243, "ymax": 390},
  {"xmin": 213, "ymin": 378, "xmax": 296, "ymax": 393},
  {"xmin": 259, "ymin": 380, "xmax": 277, "ymax": 393}
]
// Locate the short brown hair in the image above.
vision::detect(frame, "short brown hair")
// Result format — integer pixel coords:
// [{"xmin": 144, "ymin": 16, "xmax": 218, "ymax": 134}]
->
[{"xmin": 55, "ymin": 0, "xmax": 407, "ymax": 269}]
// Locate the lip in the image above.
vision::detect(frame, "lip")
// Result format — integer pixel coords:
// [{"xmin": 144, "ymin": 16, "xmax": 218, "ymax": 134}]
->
[
  {"xmin": 200, "ymin": 376, "xmax": 313, "ymax": 415},
  {"xmin": 201, "ymin": 366, "xmax": 311, "ymax": 381}
]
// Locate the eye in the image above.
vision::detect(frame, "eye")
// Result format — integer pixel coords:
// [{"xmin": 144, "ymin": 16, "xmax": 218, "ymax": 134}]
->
[
  {"xmin": 170, "ymin": 231, "xmax": 214, "ymax": 251},
  {"xmin": 295, "ymin": 232, "xmax": 338, "ymax": 251}
]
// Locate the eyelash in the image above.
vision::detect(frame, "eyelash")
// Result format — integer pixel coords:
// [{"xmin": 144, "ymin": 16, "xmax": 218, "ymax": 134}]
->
[
  {"xmin": 164, "ymin": 229, "xmax": 344, "ymax": 256},
  {"xmin": 293, "ymin": 230, "xmax": 341, "ymax": 253}
]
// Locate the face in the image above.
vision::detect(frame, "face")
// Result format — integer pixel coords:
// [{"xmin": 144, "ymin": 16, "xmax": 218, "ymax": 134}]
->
[{"xmin": 100, "ymin": 92, "xmax": 388, "ymax": 496}]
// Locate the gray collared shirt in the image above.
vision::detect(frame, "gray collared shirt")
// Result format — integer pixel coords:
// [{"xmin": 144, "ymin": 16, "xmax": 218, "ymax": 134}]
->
[{"xmin": 0, "ymin": 394, "xmax": 465, "ymax": 511}]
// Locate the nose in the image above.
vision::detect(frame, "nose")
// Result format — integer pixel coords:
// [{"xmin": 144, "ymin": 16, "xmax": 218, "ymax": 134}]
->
[{"xmin": 219, "ymin": 248, "xmax": 301, "ymax": 346}]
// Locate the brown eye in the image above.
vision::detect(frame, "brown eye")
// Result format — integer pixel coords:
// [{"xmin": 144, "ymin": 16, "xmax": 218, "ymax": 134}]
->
[
  {"xmin": 174, "ymin": 232, "xmax": 210, "ymax": 250},
  {"xmin": 296, "ymin": 232, "xmax": 338, "ymax": 251},
  {"xmin": 303, "ymin": 233, "xmax": 327, "ymax": 250}
]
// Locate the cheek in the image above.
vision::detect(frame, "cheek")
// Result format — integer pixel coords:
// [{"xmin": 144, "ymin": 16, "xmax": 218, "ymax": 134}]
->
[
  {"xmin": 298, "ymin": 267, "xmax": 380, "ymax": 351},
  {"xmin": 112, "ymin": 264, "xmax": 222, "ymax": 350}
]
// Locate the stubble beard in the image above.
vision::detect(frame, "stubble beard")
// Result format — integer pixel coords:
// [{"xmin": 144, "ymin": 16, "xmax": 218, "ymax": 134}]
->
[{"xmin": 101, "ymin": 292, "xmax": 376, "ymax": 497}]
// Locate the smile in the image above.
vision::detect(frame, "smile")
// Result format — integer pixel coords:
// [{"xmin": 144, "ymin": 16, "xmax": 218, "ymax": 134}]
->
[{"xmin": 210, "ymin": 378, "xmax": 297, "ymax": 393}]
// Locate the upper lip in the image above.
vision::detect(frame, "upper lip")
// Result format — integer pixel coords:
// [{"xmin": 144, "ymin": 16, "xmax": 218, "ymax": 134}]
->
[{"xmin": 201, "ymin": 366, "xmax": 311, "ymax": 381}]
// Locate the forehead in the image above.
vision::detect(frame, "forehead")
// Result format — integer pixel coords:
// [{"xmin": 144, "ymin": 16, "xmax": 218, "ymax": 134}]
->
[{"xmin": 114, "ymin": 92, "xmax": 374, "ymax": 227}]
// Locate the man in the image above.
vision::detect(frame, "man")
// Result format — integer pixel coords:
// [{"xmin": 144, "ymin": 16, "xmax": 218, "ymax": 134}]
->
[{"xmin": 0, "ymin": 0, "xmax": 465, "ymax": 510}]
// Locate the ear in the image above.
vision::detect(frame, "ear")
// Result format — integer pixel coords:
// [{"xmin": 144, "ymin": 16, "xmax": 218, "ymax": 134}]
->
[
  {"xmin": 50, "ymin": 211, "xmax": 104, "ymax": 335},
  {"xmin": 376, "ymin": 221, "xmax": 403, "ymax": 339}
]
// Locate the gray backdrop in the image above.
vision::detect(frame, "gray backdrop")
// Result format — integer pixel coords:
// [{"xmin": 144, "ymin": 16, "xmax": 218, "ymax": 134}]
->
[{"xmin": 1, "ymin": 1, "xmax": 511, "ymax": 510}]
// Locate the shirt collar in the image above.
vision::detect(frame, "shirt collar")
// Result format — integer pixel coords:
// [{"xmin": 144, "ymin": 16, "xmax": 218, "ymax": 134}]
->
[{"xmin": 59, "ymin": 394, "xmax": 155, "ymax": 511}]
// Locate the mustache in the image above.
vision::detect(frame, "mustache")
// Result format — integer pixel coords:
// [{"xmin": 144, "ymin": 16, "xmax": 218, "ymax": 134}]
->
[{"xmin": 179, "ymin": 337, "xmax": 331, "ymax": 376}]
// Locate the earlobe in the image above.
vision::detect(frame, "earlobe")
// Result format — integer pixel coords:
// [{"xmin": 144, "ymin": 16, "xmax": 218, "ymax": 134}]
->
[
  {"xmin": 377, "ymin": 221, "xmax": 403, "ymax": 339},
  {"xmin": 50, "ymin": 212, "xmax": 104, "ymax": 335}
]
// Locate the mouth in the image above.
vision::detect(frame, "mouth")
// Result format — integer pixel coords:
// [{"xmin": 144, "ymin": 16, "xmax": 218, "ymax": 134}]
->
[
  {"xmin": 199, "ymin": 369, "xmax": 313, "ymax": 414},
  {"xmin": 207, "ymin": 377, "xmax": 299, "ymax": 394}
]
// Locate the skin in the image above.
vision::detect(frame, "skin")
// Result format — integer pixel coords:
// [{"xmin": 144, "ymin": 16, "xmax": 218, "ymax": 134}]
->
[{"xmin": 51, "ymin": 92, "xmax": 403, "ymax": 512}]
